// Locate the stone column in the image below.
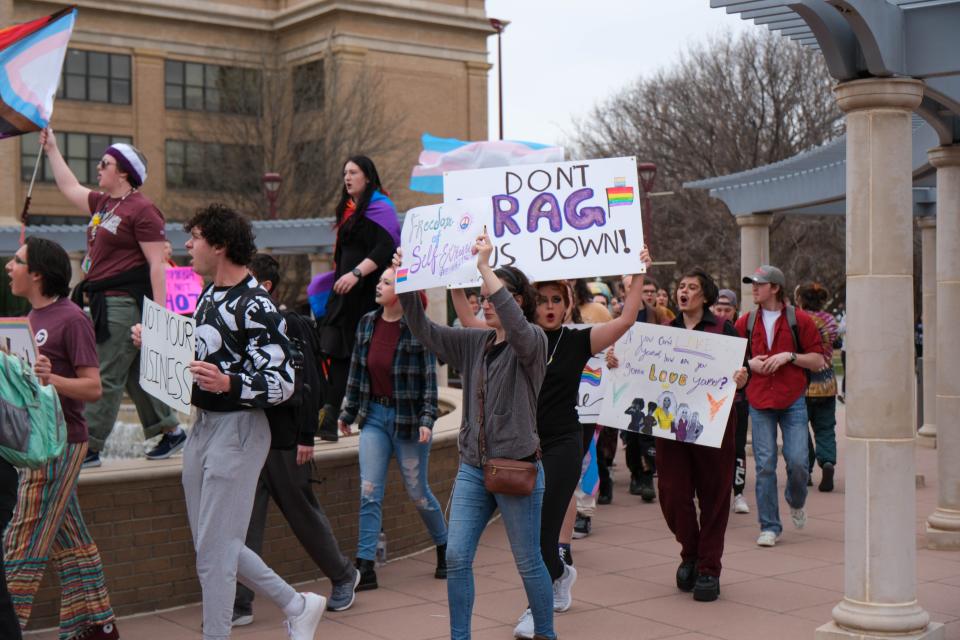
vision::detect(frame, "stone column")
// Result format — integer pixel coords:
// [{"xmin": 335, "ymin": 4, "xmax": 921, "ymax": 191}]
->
[
  {"xmin": 916, "ymin": 215, "xmax": 937, "ymax": 448},
  {"xmin": 816, "ymin": 78, "xmax": 941, "ymax": 640},
  {"xmin": 735, "ymin": 213, "xmax": 772, "ymax": 310},
  {"xmin": 926, "ymin": 145, "xmax": 960, "ymax": 549}
]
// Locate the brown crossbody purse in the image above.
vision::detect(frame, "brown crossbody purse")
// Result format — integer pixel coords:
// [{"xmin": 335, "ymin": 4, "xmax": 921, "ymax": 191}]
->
[{"xmin": 476, "ymin": 333, "xmax": 538, "ymax": 497}]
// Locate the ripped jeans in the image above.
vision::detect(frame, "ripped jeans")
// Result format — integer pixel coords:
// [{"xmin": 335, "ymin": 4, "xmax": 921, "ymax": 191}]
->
[{"xmin": 357, "ymin": 403, "xmax": 448, "ymax": 560}]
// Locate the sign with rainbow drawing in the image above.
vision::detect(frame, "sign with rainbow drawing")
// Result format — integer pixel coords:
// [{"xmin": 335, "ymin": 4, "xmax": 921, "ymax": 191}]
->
[
  {"xmin": 572, "ymin": 324, "xmax": 611, "ymax": 425},
  {"xmin": 395, "ymin": 198, "xmax": 488, "ymax": 293},
  {"xmin": 597, "ymin": 323, "xmax": 747, "ymax": 448},
  {"xmin": 442, "ymin": 156, "xmax": 645, "ymax": 282}
]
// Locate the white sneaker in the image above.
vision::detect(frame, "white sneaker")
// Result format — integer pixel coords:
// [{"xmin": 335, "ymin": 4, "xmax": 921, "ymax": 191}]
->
[
  {"xmin": 285, "ymin": 592, "xmax": 326, "ymax": 640},
  {"xmin": 733, "ymin": 494, "xmax": 750, "ymax": 514},
  {"xmin": 791, "ymin": 507, "xmax": 807, "ymax": 529},
  {"xmin": 513, "ymin": 608, "xmax": 534, "ymax": 639},
  {"xmin": 553, "ymin": 563, "xmax": 578, "ymax": 612},
  {"xmin": 757, "ymin": 530, "xmax": 780, "ymax": 547}
]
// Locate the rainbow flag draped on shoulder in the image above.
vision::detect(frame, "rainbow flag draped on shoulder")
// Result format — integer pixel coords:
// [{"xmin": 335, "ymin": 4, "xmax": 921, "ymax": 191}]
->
[{"xmin": 0, "ymin": 7, "xmax": 76, "ymax": 139}]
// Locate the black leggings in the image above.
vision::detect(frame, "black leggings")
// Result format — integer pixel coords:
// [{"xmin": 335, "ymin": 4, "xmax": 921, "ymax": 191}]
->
[
  {"xmin": 733, "ymin": 399, "xmax": 748, "ymax": 496},
  {"xmin": 539, "ymin": 430, "xmax": 584, "ymax": 581}
]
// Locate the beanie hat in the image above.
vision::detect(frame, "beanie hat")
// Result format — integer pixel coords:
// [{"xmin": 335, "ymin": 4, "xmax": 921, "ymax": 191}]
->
[
  {"xmin": 104, "ymin": 143, "xmax": 147, "ymax": 188},
  {"xmin": 717, "ymin": 288, "xmax": 738, "ymax": 308}
]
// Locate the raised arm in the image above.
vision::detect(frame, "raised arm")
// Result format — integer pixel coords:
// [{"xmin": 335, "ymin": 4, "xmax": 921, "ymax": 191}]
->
[
  {"xmin": 451, "ymin": 287, "xmax": 485, "ymax": 329},
  {"xmin": 589, "ymin": 246, "xmax": 652, "ymax": 354},
  {"xmin": 39, "ymin": 128, "xmax": 91, "ymax": 212}
]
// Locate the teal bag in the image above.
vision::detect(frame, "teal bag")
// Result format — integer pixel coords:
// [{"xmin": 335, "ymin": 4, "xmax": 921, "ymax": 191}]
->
[{"xmin": 0, "ymin": 351, "xmax": 67, "ymax": 468}]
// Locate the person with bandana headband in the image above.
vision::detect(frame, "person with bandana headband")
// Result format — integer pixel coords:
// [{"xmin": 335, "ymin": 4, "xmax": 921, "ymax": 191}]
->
[{"xmin": 37, "ymin": 129, "xmax": 182, "ymax": 468}]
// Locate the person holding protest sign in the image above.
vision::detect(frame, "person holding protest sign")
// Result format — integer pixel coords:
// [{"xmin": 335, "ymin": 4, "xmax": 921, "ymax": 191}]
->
[
  {"xmin": 133, "ymin": 205, "xmax": 325, "ymax": 640},
  {"xmin": 394, "ymin": 234, "xmax": 555, "ymax": 640},
  {"xmin": 314, "ymin": 156, "xmax": 400, "ymax": 442},
  {"xmin": 37, "ymin": 128, "xmax": 182, "ymax": 467},
  {"xmin": 4, "ymin": 238, "xmax": 118, "ymax": 639},
  {"xmin": 229, "ymin": 254, "xmax": 360, "ymax": 626},
  {"xmin": 337, "ymin": 267, "xmax": 448, "ymax": 592},
  {"xmin": 657, "ymin": 269, "xmax": 747, "ymax": 601}
]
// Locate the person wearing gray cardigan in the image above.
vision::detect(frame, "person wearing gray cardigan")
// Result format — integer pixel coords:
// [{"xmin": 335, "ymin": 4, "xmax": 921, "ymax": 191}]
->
[{"xmin": 396, "ymin": 235, "xmax": 556, "ymax": 640}]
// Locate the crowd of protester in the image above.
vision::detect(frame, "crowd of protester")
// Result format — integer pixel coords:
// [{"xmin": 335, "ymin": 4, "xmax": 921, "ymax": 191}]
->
[{"xmin": 0, "ymin": 133, "xmax": 845, "ymax": 640}]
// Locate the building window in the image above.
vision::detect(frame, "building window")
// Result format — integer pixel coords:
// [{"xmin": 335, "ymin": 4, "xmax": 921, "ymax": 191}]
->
[
  {"xmin": 164, "ymin": 60, "xmax": 261, "ymax": 114},
  {"xmin": 293, "ymin": 59, "xmax": 324, "ymax": 112},
  {"xmin": 20, "ymin": 132, "xmax": 132, "ymax": 185},
  {"xmin": 57, "ymin": 49, "xmax": 131, "ymax": 104},
  {"xmin": 165, "ymin": 140, "xmax": 260, "ymax": 191}
]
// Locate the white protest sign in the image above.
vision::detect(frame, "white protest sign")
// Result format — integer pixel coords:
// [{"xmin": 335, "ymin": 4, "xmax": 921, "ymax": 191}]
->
[
  {"xmin": 139, "ymin": 298, "xmax": 195, "ymax": 414},
  {"xmin": 597, "ymin": 323, "xmax": 746, "ymax": 448},
  {"xmin": 0, "ymin": 318, "xmax": 38, "ymax": 367},
  {"xmin": 443, "ymin": 157, "xmax": 644, "ymax": 282},
  {"xmin": 395, "ymin": 199, "xmax": 487, "ymax": 293},
  {"xmin": 572, "ymin": 324, "xmax": 610, "ymax": 425}
]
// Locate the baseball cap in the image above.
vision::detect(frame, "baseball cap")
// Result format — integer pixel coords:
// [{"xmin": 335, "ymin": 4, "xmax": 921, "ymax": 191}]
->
[
  {"xmin": 742, "ymin": 265, "xmax": 785, "ymax": 287},
  {"xmin": 717, "ymin": 289, "xmax": 738, "ymax": 308}
]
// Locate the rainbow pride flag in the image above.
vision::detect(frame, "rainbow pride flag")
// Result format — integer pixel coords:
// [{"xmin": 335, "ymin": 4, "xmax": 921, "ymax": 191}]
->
[
  {"xmin": 580, "ymin": 365, "xmax": 602, "ymax": 387},
  {"xmin": 606, "ymin": 180, "xmax": 635, "ymax": 207},
  {"xmin": 0, "ymin": 7, "xmax": 76, "ymax": 139}
]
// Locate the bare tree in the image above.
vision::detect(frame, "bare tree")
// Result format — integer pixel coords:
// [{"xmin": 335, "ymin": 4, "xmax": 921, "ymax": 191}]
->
[{"xmin": 572, "ymin": 30, "xmax": 846, "ymax": 301}]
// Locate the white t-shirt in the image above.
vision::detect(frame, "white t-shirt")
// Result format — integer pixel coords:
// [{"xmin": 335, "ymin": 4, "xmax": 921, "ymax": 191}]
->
[{"xmin": 761, "ymin": 308, "xmax": 781, "ymax": 350}]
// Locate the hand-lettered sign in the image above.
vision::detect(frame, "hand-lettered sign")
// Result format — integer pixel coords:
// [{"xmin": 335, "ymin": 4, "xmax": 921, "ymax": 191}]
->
[
  {"xmin": 0, "ymin": 318, "xmax": 38, "ymax": 367},
  {"xmin": 442, "ymin": 157, "xmax": 645, "ymax": 282},
  {"xmin": 572, "ymin": 324, "xmax": 610, "ymax": 425},
  {"xmin": 597, "ymin": 323, "xmax": 746, "ymax": 448},
  {"xmin": 395, "ymin": 198, "xmax": 488, "ymax": 293},
  {"xmin": 139, "ymin": 299, "xmax": 195, "ymax": 414},
  {"xmin": 165, "ymin": 267, "xmax": 204, "ymax": 315}
]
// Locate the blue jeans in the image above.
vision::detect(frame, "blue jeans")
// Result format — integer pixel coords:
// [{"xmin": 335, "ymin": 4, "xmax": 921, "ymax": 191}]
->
[
  {"xmin": 357, "ymin": 404, "xmax": 447, "ymax": 560},
  {"xmin": 447, "ymin": 463, "xmax": 555, "ymax": 640},
  {"xmin": 750, "ymin": 396, "xmax": 809, "ymax": 535}
]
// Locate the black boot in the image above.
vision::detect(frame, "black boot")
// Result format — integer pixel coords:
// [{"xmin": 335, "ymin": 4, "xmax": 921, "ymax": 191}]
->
[
  {"xmin": 693, "ymin": 574, "xmax": 720, "ymax": 602},
  {"xmin": 597, "ymin": 475, "xmax": 613, "ymax": 505},
  {"xmin": 639, "ymin": 474, "xmax": 656, "ymax": 503},
  {"xmin": 434, "ymin": 543, "xmax": 447, "ymax": 579},
  {"xmin": 629, "ymin": 475, "xmax": 643, "ymax": 496},
  {"xmin": 355, "ymin": 558, "xmax": 378, "ymax": 591},
  {"xmin": 318, "ymin": 404, "xmax": 339, "ymax": 442},
  {"xmin": 676, "ymin": 560, "xmax": 697, "ymax": 592}
]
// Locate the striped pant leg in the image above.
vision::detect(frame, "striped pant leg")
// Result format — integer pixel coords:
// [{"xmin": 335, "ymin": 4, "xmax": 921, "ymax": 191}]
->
[
  {"xmin": 51, "ymin": 491, "xmax": 114, "ymax": 640},
  {"xmin": 2, "ymin": 443, "xmax": 86, "ymax": 628}
]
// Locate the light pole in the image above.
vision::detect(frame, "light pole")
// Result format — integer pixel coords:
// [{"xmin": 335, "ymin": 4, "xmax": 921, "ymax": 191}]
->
[
  {"xmin": 637, "ymin": 162, "xmax": 657, "ymax": 249},
  {"xmin": 490, "ymin": 18, "xmax": 506, "ymax": 140},
  {"xmin": 262, "ymin": 172, "xmax": 282, "ymax": 220}
]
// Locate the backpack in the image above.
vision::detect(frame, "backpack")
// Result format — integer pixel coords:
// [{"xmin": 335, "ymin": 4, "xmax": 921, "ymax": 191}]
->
[
  {"xmin": 745, "ymin": 305, "xmax": 809, "ymax": 382},
  {"xmin": 264, "ymin": 310, "xmax": 323, "ymax": 450},
  {"xmin": 0, "ymin": 351, "xmax": 67, "ymax": 468}
]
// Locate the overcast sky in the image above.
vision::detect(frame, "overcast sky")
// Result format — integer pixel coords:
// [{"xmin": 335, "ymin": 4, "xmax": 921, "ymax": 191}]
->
[{"xmin": 484, "ymin": 0, "xmax": 753, "ymax": 147}]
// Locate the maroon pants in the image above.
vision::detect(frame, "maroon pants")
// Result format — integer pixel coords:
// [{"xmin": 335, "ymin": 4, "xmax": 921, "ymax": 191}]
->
[{"xmin": 655, "ymin": 422, "xmax": 735, "ymax": 577}]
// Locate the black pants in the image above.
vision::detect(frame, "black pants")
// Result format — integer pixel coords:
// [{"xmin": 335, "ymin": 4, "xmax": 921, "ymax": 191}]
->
[
  {"xmin": 539, "ymin": 430, "xmax": 583, "ymax": 582},
  {"xmin": 0, "ymin": 459, "xmax": 22, "ymax": 639},
  {"xmin": 623, "ymin": 431, "xmax": 656, "ymax": 481},
  {"xmin": 320, "ymin": 355, "xmax": 350, "ymax": 433},
  {"xmin": 235, "ymin": 447, "xmax": 353, "ymax": 612},
  {"xmin": 733, "ymin": 399, "xmax": 749, "ymax": 496}
]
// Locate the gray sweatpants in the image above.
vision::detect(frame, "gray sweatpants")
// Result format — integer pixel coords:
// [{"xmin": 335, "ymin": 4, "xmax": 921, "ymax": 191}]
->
[{"xmin": 182, "ymin": 409, "xmax": 298, "ymax": 640}]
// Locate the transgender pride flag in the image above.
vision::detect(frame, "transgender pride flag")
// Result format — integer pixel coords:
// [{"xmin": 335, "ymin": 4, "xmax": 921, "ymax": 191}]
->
[
  {"xmin": 410, "ymin": 132, "xmax": 564, "ymax": 194},
  {"xmin": 0, "ymin": 7, "xmax": 76, "ymax": 139}
]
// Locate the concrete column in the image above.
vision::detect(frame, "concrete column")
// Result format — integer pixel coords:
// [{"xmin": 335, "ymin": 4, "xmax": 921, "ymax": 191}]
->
[
  {"xmin": 916, "ymin": 215, "xmax": 937, "ymax": 448},
  {"xmin": 735, "ymin": 213, "xmax": 772, "ymax": 309},
  {"xmin": 816, "ymin": 78, "xmax": 941, "ymax": 640},
  {"xmin": 926, "ymin": 145, "xmax": 960, "ymax": 549}
]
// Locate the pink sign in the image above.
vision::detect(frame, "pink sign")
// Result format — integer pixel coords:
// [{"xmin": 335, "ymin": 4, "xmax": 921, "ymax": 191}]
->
[{"xmin": 165, "ymin": 267, "xmax": 204, "ymax": 315}]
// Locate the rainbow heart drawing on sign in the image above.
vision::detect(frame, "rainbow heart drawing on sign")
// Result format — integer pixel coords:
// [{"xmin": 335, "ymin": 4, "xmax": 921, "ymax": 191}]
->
[
  {"xmin": 580, "ymin": 365, "xmax": 602, "ymax": 386},
  {"xmin": 606, "ymin": 177, "xmax": 634, "ymax": 208},
  {"xmin": 396, "ymin": 268, "xmax": 409, "ymax": 283},
  {"xmin": 459, "ymin": 214, "xmax": 471, "ymax": 230}
]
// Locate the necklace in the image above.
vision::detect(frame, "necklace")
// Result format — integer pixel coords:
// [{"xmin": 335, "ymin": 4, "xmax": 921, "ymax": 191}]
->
[
  {"xmin": 90, "ymin": 188, "xmax": 137, "ymax": 243},
  {"xmin": 547, "ymin": 327, "xmax": 564, "ymax": 366}
]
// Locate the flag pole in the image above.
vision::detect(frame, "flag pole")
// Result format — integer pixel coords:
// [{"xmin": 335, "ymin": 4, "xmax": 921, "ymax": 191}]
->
[{"xmin": 19, "ymin": 144, "xmax": 43, "ymax": 245}]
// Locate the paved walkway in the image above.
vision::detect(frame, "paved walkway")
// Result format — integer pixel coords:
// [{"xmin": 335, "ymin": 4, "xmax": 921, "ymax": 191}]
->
[{"xmin": 26, "ymin": 405, "xmax": 960, "ymax": 639}]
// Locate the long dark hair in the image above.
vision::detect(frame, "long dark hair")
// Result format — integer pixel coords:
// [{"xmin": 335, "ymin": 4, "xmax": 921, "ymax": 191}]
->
[
  {"xmin": 494, "ymin": 266, "xmax": 538, "ymax": 322},
  {"xmin": 335, "ymin": 155, "xmax": 384, "ymax": 226}
]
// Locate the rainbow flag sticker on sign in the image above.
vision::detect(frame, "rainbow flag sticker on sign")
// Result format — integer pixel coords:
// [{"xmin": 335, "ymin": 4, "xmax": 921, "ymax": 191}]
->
[
  {"xmin": 581, "ymin": 365, "xmax": 602, "ymax": 386},
  {"xmin": 396, "ymin": 268, "xmax": 409, "ymax": 283},
  {"xmin": 606, "ymin": 177, "xmax": 634, "ymax": 207}
]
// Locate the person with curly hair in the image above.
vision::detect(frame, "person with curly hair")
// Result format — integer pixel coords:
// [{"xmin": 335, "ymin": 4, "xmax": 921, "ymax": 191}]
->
[{"xmin": 36, "ymin": 128, "xmax": 180, "ymax": 468}]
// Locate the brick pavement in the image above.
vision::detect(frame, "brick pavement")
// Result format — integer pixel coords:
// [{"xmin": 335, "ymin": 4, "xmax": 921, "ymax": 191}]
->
[{"xmin": 24, "ymin": 404, "xmax": 960, "ymax": 639}]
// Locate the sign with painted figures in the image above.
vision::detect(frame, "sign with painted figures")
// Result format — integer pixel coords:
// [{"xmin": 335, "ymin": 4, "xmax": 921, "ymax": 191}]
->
[
  {"xmin": 597, "ymin": 323, "xmax": 747, "ymax": 448},
  {"xmin": 0, "ymin": 318, "xmax": 38, "ymax": 367},
  {"xmin": 139, "ymin": 299, "xmax": 195, "ymax": 414},
  {"xmin": 395, "ymin": 198, "xmax": 488, "ymax": 293},
  {"xmin": 165, "ymin": 267, "xmax": 204, "ymax": 315},
  {"xmin": 442, "ymin": 157, "xmax": 645, "ymax": 282}
]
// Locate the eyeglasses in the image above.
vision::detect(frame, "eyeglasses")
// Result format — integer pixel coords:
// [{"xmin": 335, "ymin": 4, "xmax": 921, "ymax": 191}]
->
[{"xmin": 97, "ymin": 159, "xmax": 116, "ymax": 170}]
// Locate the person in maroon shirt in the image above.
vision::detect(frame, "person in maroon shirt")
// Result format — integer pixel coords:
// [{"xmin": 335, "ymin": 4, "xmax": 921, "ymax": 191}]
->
[
  {"xmin": 338, "ymin": 269, "xmax": 446, "ymax": 591},
  {"xmin": 735, "ymin": 265, "xmax": 826, "ymax": 548},
  {"xmin": 37, "ymin": 128, "xmax": 181, "ymax": 468},
  {"xmin": 4, "ymin": 237, "xmax": 119, "ymax": 640}
]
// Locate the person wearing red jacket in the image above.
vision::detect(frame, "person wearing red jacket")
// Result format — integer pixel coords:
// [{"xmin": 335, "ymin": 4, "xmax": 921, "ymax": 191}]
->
[{"xmin": 735, "ymin": 265, "xmax": 826, "ymax": 548}]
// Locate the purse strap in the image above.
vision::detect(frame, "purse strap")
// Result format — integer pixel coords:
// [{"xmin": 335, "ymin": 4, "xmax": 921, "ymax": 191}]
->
[{"xmin": 476, "ymin": 332, "xmax": 496, "ymax": 466}]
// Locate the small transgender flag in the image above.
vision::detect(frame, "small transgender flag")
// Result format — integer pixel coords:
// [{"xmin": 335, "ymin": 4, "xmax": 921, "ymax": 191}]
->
[
  {"xmin": 606, "ymin": 177, "xmax": 634, "ymax": 208},
  {"xmin": 410, "ymin": 133, "xmax": 564, "ymax": 194},
  {"xmin": 579, "ymin": 426, "xmax": 602, "ymax": 496}
]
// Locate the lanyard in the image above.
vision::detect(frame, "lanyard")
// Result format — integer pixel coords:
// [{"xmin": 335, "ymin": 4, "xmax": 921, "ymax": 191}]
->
[{"xmin": 89, "ymin": 189, "xmax": 136, "ymax": 243}]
